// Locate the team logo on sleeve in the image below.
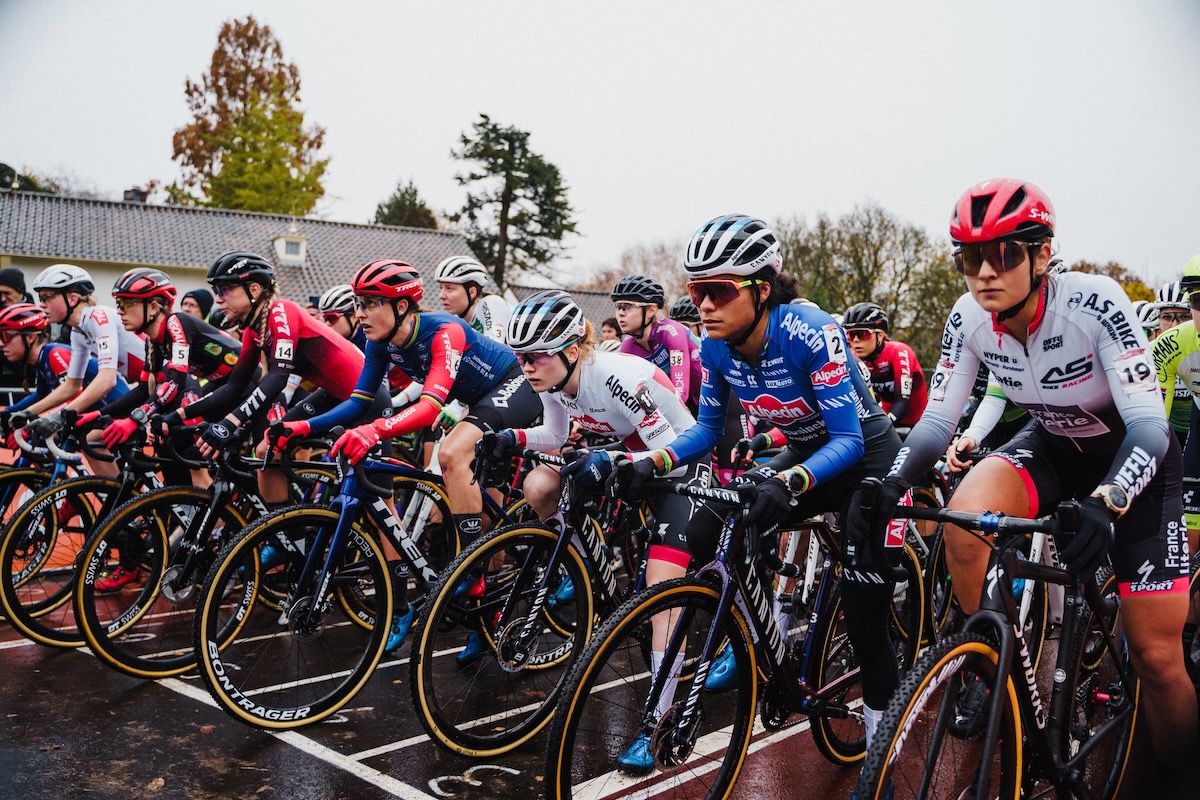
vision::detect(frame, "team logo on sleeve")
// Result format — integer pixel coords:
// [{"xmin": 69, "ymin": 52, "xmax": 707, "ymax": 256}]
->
[{"xmin": 811, "ymin": 362, "xmax": 847, "ymax": 388}]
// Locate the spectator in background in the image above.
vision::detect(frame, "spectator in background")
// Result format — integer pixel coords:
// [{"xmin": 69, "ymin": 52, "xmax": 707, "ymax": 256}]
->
[
  {"xmin": 601, "ymin": 317, "xmax": 622, "ymax": 342},
  {"xmin": 181, "ymin": 288, "xmax": 214, "ymax": 321},
  {"xmin": 0, "ymin": 268, "xmax": 32, "ymax": 306}
]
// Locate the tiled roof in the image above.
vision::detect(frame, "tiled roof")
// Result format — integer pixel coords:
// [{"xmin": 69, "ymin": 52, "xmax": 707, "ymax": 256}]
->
[{"xmin": 0, "ymin": 190, "xmax": 474, "ymax": 302}]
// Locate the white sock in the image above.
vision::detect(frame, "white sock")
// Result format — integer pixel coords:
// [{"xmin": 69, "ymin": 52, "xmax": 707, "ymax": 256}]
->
[
  {"xmin": 649, "ymin": 651, "xmax": 685, "ymax": 722},
  {"xmin": 864, "ymin": 705, "xmax": 884, "ymax": 751}
]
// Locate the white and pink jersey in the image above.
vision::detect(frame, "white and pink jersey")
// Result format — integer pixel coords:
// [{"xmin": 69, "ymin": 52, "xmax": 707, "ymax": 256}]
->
[
  {"xmin": 517, "ymin": 350, "xmax": 695, "ymax": 472},
  {"xmin": 66, "ymin": 306, "xmax": 145, "ymax": 384}
]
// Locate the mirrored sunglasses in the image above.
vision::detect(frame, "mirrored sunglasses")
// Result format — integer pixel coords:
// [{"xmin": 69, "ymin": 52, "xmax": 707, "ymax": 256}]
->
[
  {"xmin": 685, "ymin": 279, "xmax": 756, "ymax": 309},
  {"xmin": 952, "ymin": 240, "xmax": 1038, "ymax": 277}
]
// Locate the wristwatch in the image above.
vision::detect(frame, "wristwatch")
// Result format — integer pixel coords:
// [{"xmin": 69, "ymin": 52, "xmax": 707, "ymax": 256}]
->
[
  {"xmin": 130, "ymin": 407, "xmax": 149, "ymax": 425},
  {"xmin": 1091, "ymin": 484, "xmax": 1130, "ymax": 517}
]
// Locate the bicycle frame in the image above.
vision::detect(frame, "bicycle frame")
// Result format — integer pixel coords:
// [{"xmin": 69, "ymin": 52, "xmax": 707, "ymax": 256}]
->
[
  {"xmin": 642, "ymin": 484, "xmax": 865, "ymax": 745},
  {"xmin": 901, "ymin": 505, "xmax": 1135, "ymax": 799},
  {"xmin": 281, "ymin": 456, "xmax": 517, "ymax": 628}
]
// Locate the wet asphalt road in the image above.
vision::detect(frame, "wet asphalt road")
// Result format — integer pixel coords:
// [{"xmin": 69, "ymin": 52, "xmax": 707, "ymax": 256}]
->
[
  {"xmin": 3, "ymin": 618, "xmax": 1197, "ymax": 800},
  {"xmin": 0, "ymin": 617, "xmax": 868, "ymax": 800}
]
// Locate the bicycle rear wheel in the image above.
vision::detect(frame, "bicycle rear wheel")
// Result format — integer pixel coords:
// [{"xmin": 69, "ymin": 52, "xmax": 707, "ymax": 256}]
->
[
  {"xmin": 808, "ymin": 543, "xmax": 925, "ymax": 765},
  {"xmin": 193, "ymin": 505, "xmax": 392, "ymax": 729},
  {"xmin": 410, "ymin": 524, "xmax": 593, "ymax": 756},
  {"xmin": 75, "ymin": 487, "xmax": 248, "ymax": 678},
  {"xmin": 0, "ymin": 476, "xmax": 117, "ymax": 646},
  {"xmin": 855, "ymin": 631, "xmax": 1023, "ymax": 800},
  {"xmin": 545, "ymin": 578, "xmax": 757, "ymax": 800}
]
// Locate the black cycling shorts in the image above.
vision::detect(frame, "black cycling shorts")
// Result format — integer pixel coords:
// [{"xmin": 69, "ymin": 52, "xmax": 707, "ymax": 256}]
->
[
  {"xmin": 461, "ymin": 365, "xmax": 542, "ymax": 434},
  {"xmin": 983, "ymin": 423, "xmax": 1189, "ymax": 595}
]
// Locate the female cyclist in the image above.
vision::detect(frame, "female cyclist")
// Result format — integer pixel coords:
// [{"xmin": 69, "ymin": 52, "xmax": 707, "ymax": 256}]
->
[
  {"xmin": 89, "ymin": 268, "xmax": 241, "ymax": 449},
  {"xmin": 617, "ymin": 214, "xmax": 906, "ymax": 756},
  {"xmin": 19, "ymin": 264, "xmax": 142, "ymax": 440},
  {"xmin": 434, "ymin": 255, "xmax": 512, "ymax": 343},
  {"xmin": 273, "ymin": 259, "xmax": 541, "ymax": 555},
  {"xmin": 854, "ymin": 178, "xmax": 1196, "ymax": 766},
  {"xmin": 612, "ymin": 275, "xmax": 702, "ymax": 409},
  {"xmin": 317, "ymin": 284, "xmax": 365, "ymax": 350},
  {"xmin": 481, "ymin": 290, "xmax": 708, "ymax": 769},
  {"xmin": 1, "ymin": 303, "xmax": 129, "ymax": 436}
]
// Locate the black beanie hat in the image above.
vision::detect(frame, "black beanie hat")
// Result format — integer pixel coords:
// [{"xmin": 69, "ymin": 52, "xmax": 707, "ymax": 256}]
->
[
  {"xmin": 0, "ymin": 268, "xmax": 31, "ymax": 303},
  {"xmin": 182, "ymin": 288, "xmax": 215, "ymax": 318}
]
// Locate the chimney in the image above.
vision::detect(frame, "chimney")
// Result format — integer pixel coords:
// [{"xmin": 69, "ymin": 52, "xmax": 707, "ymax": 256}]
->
[{"xmin": 123, "ymin": 187, "xmax": 148, "ymax": 203}]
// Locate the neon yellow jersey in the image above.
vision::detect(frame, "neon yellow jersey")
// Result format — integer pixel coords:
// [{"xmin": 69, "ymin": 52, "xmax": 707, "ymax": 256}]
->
[{"xmin": 1151, "ymin": 320, "xmax": 1200, "ymax": 431}]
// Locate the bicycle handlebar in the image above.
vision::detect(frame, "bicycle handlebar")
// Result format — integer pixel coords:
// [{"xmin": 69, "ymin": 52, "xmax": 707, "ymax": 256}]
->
[{"xmin": 890, "ymin": 501, "xmax": 1081, "ymax": 537}]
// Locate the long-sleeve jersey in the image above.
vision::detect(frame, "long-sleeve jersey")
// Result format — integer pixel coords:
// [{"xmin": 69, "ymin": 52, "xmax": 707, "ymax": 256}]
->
[
  {"xmin": 517, "ymin": 351, "xmax": 695, "ymax": 463},
  {"xmin": 101, "ymin": 312, "xmax": 241, "ymax": 419},
  {"xmin": 1152, "ymin": 321, "xmax": 1200, "ymax": 422},
  {"xmin": 183, "ymin": 298, "xmax": 363, "ymax": 425},
  {"xmin": 862, "ymin": 339, "xmax": 928, "ymax": 426},
  {"xmin": 8, "ymin": 343, "xmax": 129, "ymax": 412},
  {"xmin": 620, "ymin": 318, "xmax": 702, "ymax": 406},
  {"xmin": 664, "ymin": 303, "xmax": 887, "ymax": 488},
  {"xmin": 890, "ymin": 272, "xmax": 1166, "ymax": 502},
  {"xmin": 67, "ymin": 306, "xmax": 145, "ymax": 384},
  {"xmin": 305, "ymin": 312, "xmax": 520, "ymax": 436}
]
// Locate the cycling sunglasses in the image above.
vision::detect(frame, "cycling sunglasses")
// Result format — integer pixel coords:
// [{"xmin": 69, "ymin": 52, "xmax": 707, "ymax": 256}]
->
[
  {"xmin": 952, "ymin": 240, "xmax": 1039, "ymax": 277},
  {"xmin": 685, "ymin": 279, "xmax": 757, "ymax": 309},
  {"xmin": 516, "ymin": 340, "xmax": 578, "ymax": 367},
  {"xmin": 845, "ymin": 328, "xmax": 877, "ymax": 342},
  {"xmin": 322, "ymin": 311, "xmax": 348, "ymax": 325},
  {"xmin": 1187, "ymin": 293, "xmax": 1200, "ymax": 312},
  {"xmin": 0, "ymin": 331, "xmax": 25, "ymax": 345}
]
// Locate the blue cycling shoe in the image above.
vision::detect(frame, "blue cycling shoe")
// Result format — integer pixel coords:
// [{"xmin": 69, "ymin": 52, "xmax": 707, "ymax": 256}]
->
[
  {"xmin": 547, "ymin": 575, "xmax": 576, "ymax": 607},
  {"xmin": 615, "ymin": 732, "xmax": 654, "ymax": 776},
  {"xmin": 456, "ymin": 631, "xmax": 488, "ymax": 666},
  {"xmin": 703, "ymin": 643, "xmax": 737, "ymax": 691},
  {"xmin": 385, "ymin": 606, "xmax": 414, "ymax": 654},
  {"xmin": 452, "ymin": 573, "xmax": 486, "ymax": 600},
  {"xmin": 259, "ymin": 543, "xmax": 287, "ymax": 570}
]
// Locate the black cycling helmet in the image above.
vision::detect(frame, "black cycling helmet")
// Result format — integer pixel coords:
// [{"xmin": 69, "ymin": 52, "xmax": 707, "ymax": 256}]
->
[
  {"xmin": 843, "ymin": 302, "xmax": 889, "ymax": 333},
  {"xmin": 669, "ymin": 295, "xmax": 700, "ymax": 323},
  {"xmin": 611, "ymin": 275, "xmax": 665, "ymax": 308},
  {"xmin": 207, "ymin": 251, "xmax": 276, "ymax": 287}
]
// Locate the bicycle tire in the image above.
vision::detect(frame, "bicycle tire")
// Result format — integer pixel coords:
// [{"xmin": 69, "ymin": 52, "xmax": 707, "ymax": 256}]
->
[
  {"xmin": 1184, "ymin": 552, "xmax": 1200, "ymax": 688},
  {"xmin": 409, "ymin": 524, "xmax": 594, "ymax": 756},
  {"xmin": 855, "ymin": 630, "xmax": 1023, "ymax": 800},
  {"xmin": 193, "ymin": 505, "xmax": 392, "ymax": 729},
  {"xmin": 75, "ymin": 486, "xmax": 249, "ymax": 678},
  {"xmin": 0, "ymin": 467, "xmax": 53, "ymax": 621},
  {"xmin": 0, "ymin": 476, "xmax": 118, "ymax": 646},
  {"xmin": 808, "ymin": 543, "xmax": 925, "ymax": 765},
  {"xmin": 544, "ymin": 578, "xmax": 757, "ymax": 800}
]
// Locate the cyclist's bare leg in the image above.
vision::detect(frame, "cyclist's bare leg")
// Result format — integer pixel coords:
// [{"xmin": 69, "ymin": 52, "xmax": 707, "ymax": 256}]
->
[
  {"xmin": 523, "ymin": 464, "xmax": 560, "ymax": 520},
  {"xmin": 1122, "ymin": 592, "xmax": 1198, "ymax": 762},
  {"xmin": 943, "ymin": 457, "xmax": 1030, "ymax": 614}
]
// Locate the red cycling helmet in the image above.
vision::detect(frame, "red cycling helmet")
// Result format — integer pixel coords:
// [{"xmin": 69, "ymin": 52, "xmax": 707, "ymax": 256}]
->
[
  {"xmin": 112, "ymin": 268, "xmax": 178, "ymax": 305},
  {"xmin": 352, "ymin": 260, "xmax": 424, "ymax": 304},
  {"xmin": 949, "ymin": 178, "xmax": 1055, "ymax": 244},
  {"xmin": 0, "ymin": 303, "xmax": 48, "ymax": 333}
]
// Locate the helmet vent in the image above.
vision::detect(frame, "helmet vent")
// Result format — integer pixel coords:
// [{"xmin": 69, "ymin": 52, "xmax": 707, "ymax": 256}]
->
[
  {"xmin": 970, "ymin": 194, "xmax": 994, "ymax": 229},
  {"xmin": 1000, "ymin": 187, "xmax": 1027, "ymax": 219}
]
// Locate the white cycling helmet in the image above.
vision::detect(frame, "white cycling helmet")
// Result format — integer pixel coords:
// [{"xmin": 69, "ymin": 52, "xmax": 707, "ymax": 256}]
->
[
  {"xmin": 595, "ymin": 338, "xmax": 622, "ymax": 352},
  {"xmin": 1132, "ymin": 299, "xmax": 1159, "ymax": 332},
  {"xmin": 32, "ymin": 263, "xmax": 95, "ymax": 295},
  {"xmin": 1155, "ymin": 281, "xmax": 1189, "ymax": 310},
  {"xmin": 434, "ymin": 256, "xmax": 490, "ymax": 287},
  {"xmin": 318, "ymin": 284, "xmax": 355, "ymax": 314},
  {"xmin": 684, "ymin": 214, "xmax": 781, "ymax": 278},
  {"xmin": 506, "ymin": 290, "xmax": 585, "ymax": 352}
]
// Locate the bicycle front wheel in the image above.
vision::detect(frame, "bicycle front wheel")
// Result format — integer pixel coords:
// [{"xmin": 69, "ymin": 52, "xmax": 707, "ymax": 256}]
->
[
  {"xmin": 545, "ymin": 578, "xmax": 757, "ymax": 800},
  {"xmin": 75, "ymin": 487, "xmax": 248, "ymax": 678},
  {"xmin": 193, "ymin": 505, "xmax": 392, "ymax": 729},
  {"xmin": 855, "ymin": 631, "xmax": 1023, "ymax": 800},
  {"xmin": 410, "ymin": 524, "xmax": 593, "ymax": 757}
]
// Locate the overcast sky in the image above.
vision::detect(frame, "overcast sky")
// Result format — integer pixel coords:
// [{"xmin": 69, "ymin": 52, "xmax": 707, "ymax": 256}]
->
[{"xmin": 3, "ymin": 1, "xmax": 1199, "ymax": 288}]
